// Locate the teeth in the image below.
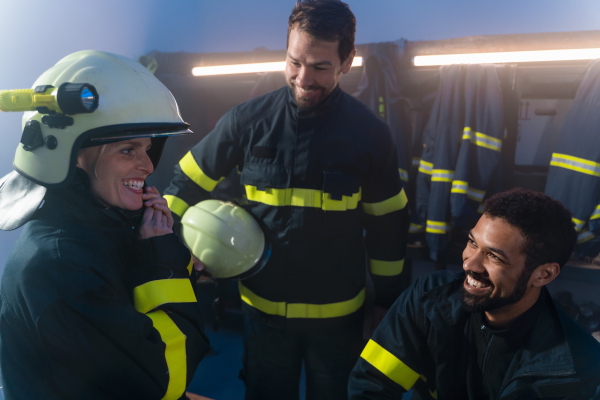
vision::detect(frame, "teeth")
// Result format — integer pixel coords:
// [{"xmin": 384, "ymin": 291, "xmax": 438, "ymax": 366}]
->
[
  {"xmin": 467, "ymin": 275, "xmax": 489, "ymax": 289},
  {"xmin": 123, "ymin": 180, "xmax": 144, "ymax": 190}
]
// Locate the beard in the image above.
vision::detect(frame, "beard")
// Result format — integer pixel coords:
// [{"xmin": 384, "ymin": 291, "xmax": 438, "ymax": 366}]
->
[
  {"xmin": 288, "ymin": 80, "xmax": 329, "ymax": 111},
  {"xmin": 460, "ymin": 269, "xmax": 531, "ymax": 313}
]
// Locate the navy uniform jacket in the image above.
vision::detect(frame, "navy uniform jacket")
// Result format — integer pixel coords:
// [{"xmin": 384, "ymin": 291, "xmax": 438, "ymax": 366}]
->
[
  {"xmin": 0, "ymin": 171, "xmax": 210, "ymax": 400},
  {"xmin": 349, "ymin": 271, "xmax": 600, "ymax": 400},
  {"xmin": 165, "ymin": 85, "xmax": 408, "ymax": 325}
]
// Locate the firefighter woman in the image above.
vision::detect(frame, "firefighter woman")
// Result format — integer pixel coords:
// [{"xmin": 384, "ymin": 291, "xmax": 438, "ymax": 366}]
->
[{"xmin": 0, "ymin": 50, "xmax": 209, "ymax": 400}]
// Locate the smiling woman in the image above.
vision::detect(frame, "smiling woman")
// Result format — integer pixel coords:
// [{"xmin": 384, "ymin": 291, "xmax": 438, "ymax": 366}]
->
[{"xmin": 0, "ymin": 51, "xmax": 210, "ymax": 399}]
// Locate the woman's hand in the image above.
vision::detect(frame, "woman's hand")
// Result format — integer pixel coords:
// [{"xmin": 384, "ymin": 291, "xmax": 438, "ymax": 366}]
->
[{"xmin": 138, "ymin": 186, "xmax": 174, "ymax": 239}]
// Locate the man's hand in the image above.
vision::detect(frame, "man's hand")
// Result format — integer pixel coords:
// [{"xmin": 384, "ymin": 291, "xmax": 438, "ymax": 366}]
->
[{"xmin": 139, "ymin": 186, "xmax": 174, "ymax": 239}]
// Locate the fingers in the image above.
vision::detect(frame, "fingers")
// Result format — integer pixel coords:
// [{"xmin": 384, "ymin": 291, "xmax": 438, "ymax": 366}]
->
[
  {"xmin": 142, "ymin": 186, "xmax": 174, "ymax": 229},
  {"xmin": 139, "ymin": 201, "xmax": 173, "ymax": 239}
]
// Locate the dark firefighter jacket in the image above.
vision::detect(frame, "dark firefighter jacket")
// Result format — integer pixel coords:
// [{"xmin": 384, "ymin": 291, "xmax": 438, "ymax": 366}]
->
[
  {"xmin": 165, "ymin": 85, "xmax": 408, "ymax": 324},
  {"xmin": 545, "ymin": 59, "xmax": 600, "ymax": 259},
  {"xmin": 0, "ymin": 170, "xmax": 210, "ymax": 400},
  {"xmin": 349, "ymin": 271, "xmax": 600, "ymax": 400},
  {"xmin": 416, "ymin": 65, "xmax": 505, "ymax": 260}
]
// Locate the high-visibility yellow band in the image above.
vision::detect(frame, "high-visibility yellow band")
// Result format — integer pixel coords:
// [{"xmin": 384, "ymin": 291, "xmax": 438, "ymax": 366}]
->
[
  {"xmin": 577, "ymin": 230, "xmax": 595, "ymax": 244},
  {"xmin": 360, "ymin": 339, "xmax": 420, "ymax": 391},
  {"xmin": 370, "ymin": 258, "xmax": 405, "ymax": 276},
  {"xmin": 426, "ymin": 220, "xmax": 449, "ymax": 234},
  {"xmin": 134, "ymin": 279, "xmax": 197, "ymax": 314},
  {"xmin": 363, "ymin": 188, "xmax": 408, "ymax": 216},
  {"xmin": 550, "ymin": 153, "xmax": 600, "ymax": 177},
  {"xmin": 244, "ymin": 185, "xmax": 361, "ymax": 211},
  {"xmin": 147, "ymin": 310, "xmax": 187, "ymax": 400},
  {"xmin": 591, "ymin": 205, "xmax": 600, "ymax": 221},
  {"xmin": 238, "ymin": 281, "xmax": 365, "ymax": 318},
  {"xmin": 418, "ymin": 160, "xmax": 433, "ymax": 175},
  {"xmin": 179, "ymin": 151, "xmax": 225, "ymax": 191},
  {"xmin": 572, "ymin": 217, "xmax": 586, "ymax": 232},
  {"xmin": 186, "ymin": 257, "xmax": 193, "ymax": 276},
  {"xmin": 451, "ymin": 180, "xmax": 485, "ymax": 202},
  {"xmin": 164, "ymin": 195, "xmax": 189, "ymax": 218},
  {"xmin": 432, "ymin": 169, "xmax": 455, "ymax": 182},
  {"xmin": 399, "ymin": 168, "xmax": 409, "ymax": 183},
  {"xmin": 463, "ymin": 127, "xmax": 502, "ymax": 152}
]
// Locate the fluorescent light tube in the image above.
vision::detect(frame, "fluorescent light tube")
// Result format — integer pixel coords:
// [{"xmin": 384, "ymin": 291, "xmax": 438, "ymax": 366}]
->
[
  {"xmin": 192, "ymin": 57, "xmax": 363, "ymax": 76},
  {"xmin": 413, "ymin": 48, "xmax": 600, "ymax": 66}
]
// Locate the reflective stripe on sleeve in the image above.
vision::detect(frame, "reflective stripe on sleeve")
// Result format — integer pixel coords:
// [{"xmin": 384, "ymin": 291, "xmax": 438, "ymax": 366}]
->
[
  {"xmin": 432, "ymin": 169, "xmax": 454, "ymax": 183},
  {"xmin": 418, "ymin": 160, "xmax": 433, "ymax": 175},
  {"xmin": 147, "ymin": 310, "xmax": 187, "ymax": 400},
  {"xmin": 360, "ymin": 339, "xmax": 420, "ymax": 391},
  {"xmin": 451, "ymin": 180, "xmax": 485, "ymax": 202},
  {"xmin": 179, "ymin": 151, "xmax": 225, "ymax": 191},
  {"xmin": 363, "ymin": 188, "xmax": 408, "ymax": 216},
  {"xmin": 370, "ymin": 258, "xmax": 405, "ymax": 276},
  {"xmin": 426, "ymin": 220, "xmax": 450, "ymax": 234},
  {"xmin": 572, "ymin": 217, "xmax": 586, "ymax": 232},
  {"xmin": 238, "ymin": 281, "xmax": 365, "ymax": 318},
  {"xmin": 462, "ymin": 127, "xmax": 502, "ymax": 152},
  {"xmin": 399, "ymin": 168, "xmax": 409, "ymax": 183},
  {"xmin": 591, "ymin": 205, "xmax": 600, "ymax": 221},
  {"xmin": 133, "ymin": 279, "xmax": 197, "ymax": 314},
  {"xmin": 550, "ymin": 153, "xmax": 600, "ymax": 177},
  {"xmin": 244, "ymin": 185, "xmax": 361, "ymax": 211},
  {"xmin": 164, "ymin": 195, "xmax": 189, "ymax": 218},
  {"xmin": 577, "ymin": 230, "xmax": 595, "ymax": 244}
]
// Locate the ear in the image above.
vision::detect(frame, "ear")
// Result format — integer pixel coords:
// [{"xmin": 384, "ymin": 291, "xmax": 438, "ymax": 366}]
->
[
  {"xmin": 529, "ymin": 262, "xmax": 560, "ymax": 287},
  {"xmin": 341, "ymin": 48, "xmax": 356, "ymax": 75}
]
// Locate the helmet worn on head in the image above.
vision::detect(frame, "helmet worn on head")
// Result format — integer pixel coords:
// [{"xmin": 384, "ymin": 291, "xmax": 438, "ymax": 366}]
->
[
  {"xmin": 181, "ymin": 200, "xmax": 270, "ymax": 279},
  {"xmin": 12, "ymin": 50, "xmax": 191, "ymax": 187}
]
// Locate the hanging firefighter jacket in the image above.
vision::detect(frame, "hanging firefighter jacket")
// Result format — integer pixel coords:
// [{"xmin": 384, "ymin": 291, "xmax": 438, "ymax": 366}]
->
[
  {"xmin": 545, "ymin": 59, "xmax": 600, "ymax": 259},
  {"xmin": 353, "ymin": 40, "xmax": 411, "ymax": 186},
  {"xmin": 416, "ymin": 64, "xmax": 506, "ymax": 260}
]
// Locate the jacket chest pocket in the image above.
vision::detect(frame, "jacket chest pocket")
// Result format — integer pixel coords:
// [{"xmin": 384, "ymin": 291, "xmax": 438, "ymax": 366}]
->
[
  {"xmin": 321, "ymin": 171, "xmax": 362, "ymax": 233},
  {"xmin": 240, "ymin": 164, "xmax": 291, "ymax": 205}
]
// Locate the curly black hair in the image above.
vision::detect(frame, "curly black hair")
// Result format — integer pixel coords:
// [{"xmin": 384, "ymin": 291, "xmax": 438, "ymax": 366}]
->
[
  {"xmin": 287, "ymin": 0, "xmax": 356, "ymax": 64},
  {"xmin": 483, "ymin": 188, "xmax": 577, "ymax": 272}
]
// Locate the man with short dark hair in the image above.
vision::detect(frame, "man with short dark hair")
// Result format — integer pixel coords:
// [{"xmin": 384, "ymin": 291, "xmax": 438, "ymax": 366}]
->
[
  {"xmin": 349, "ymin": 188, "xmax": 600, "ymax": 399},
  {"xmin": 164, "ymin": 1, "xmax": 408, "ymax": 398}
]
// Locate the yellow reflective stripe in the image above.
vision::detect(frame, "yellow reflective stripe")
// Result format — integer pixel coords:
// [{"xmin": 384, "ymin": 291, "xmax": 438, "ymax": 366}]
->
[
  {"xmin": 238, "ymin": 281, "xmax": 365, "ymax": 318},
  {"xmin": 244, "ymin": 185, "xmax": 361, "ymax": 211},
  {"xmin": 572, "ymin": 217, "xmax": 586, "ymax": 232},
  {"xmin": 179, "ymin": 151, "xmax": 224, "ymax": 191},
  {"xmin": 399, "ymin": 168, "xmax": 409, "ymax": 182},
  {"xmin": 370, "ymin": 258, "xmax": 405, "ymax": 276},
  {"xmin": 164, "ymin": 195, "xmax": 189, "ymax": 218},
  {"xmin": 363, "ymin": 188, "xmax": 408, "ymax": 216},
  {"xmin": 186, "ymin": 257, "xmax": 193, "ymax": 276},
  {"xmin": 591, "ymin": 205, "xmax": 600, "ymax": 221},
  {"xmin": 412, "ymin": 157, "xmax": 421, "ymax": 167},
  {"xmin": 577, "ymin": 230, "xmax": 595, "ymax": 244},
  {"xmin": 550, "ymin": 153, "xmax": 600, "ymax": 177},
  {"xmin": 432, "ymin": 169, "xmax": 454, "ymax": 182},
  {"xmin": 133, "ymin": 279, "xmax": 197, "ymax": 314},
  {"xmin": 426, "ymin": 220, "xmax": 449, "ymax": 234},
  {"xmin": 147, "ymin": 310, "xmax": 187, "ymax": 400},
  {"xmin": 409, "ymin": 223, "xmax": 424, "ymax": 234},
  {"xmin": 451, "ymin": 180, "xmax": 485, "ymax": 202},
  {"xmin": 463, "ymin": 127, "xmax": 502, "ymax": 152},
  {"xmin": 418, "ymin": 160, "xmax": 433, "ymax": 175},
  {"xmin": 360, "ymin": 339, "xmax": 420, "ymax": 391}
]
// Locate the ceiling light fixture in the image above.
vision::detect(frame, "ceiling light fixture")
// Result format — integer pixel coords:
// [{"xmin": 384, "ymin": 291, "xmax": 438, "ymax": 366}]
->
[
  {"xmin": 192, "ymin": 57, "xmax": 363, "ymax": 76},
  {"xmin": 413, "ymin": 48, "xmax": 600, "ymax": 66}
]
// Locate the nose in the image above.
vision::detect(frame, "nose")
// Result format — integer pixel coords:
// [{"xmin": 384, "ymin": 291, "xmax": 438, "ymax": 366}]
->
[
  {"xmin": 296, "ymin": 66, "xmax": 313, "ymax": 87},
  {"xmin": 462, "ymin": 245, "xmax": 485, "ymax": 274},
  {"xmin": 138, "ymin": 151, "xmax": 154, "ymax": 175}
]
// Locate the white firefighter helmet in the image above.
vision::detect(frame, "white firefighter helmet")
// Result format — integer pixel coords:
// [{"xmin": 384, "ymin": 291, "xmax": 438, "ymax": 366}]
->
[
  {"xmin": 181, "ymin": 200, "xmax": 270, "ymax": 279},
  {"xmin": 0, "ymin": 50, "xmax": 191, "ymax": 231},
  {"xmin": 13, "ymin": 49, "xmax": 191, "ymax": 187}
]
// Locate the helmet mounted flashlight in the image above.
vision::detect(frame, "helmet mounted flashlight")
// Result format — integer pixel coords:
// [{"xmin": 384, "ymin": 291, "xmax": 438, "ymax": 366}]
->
[{"xmin": 0, "ymin": 82, "xmax": 99, "ymax": 115}]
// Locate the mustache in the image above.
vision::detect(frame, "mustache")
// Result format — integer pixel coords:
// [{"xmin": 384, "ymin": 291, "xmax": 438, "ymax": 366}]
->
[{"xmin": 466, "ymin": 270, "xmax": 492, "ymax": 285}]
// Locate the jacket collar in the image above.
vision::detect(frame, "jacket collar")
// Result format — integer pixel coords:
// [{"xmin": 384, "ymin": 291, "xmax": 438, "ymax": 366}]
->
[{"xmin": 286, "ymin": 84, "xmax": 343, "ymax": 116}]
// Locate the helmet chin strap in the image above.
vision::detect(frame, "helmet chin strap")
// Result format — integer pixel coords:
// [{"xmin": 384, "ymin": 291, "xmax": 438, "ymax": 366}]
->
[{"xmin": 0, "ymin": 171, "xmax": 47, "ymax": 231}]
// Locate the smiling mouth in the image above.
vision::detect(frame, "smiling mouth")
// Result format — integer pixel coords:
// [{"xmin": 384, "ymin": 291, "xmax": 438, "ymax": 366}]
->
[
  {"xmin": 466, "ymin": 274, "xmax": 490, "ymax": 289},
  {"xmin": 122, "ymin": 179, "xmax": 144, "ymax": 191}
]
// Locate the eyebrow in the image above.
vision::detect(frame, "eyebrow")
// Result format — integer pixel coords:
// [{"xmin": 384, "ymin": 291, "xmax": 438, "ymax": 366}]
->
[
  {"xmin": 287, "ymin": 55, "xmax": 333, "ymax": 68},
  {"xmin": 468, "ymin": 231, "xmax": 510, "ymax": 261}
]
